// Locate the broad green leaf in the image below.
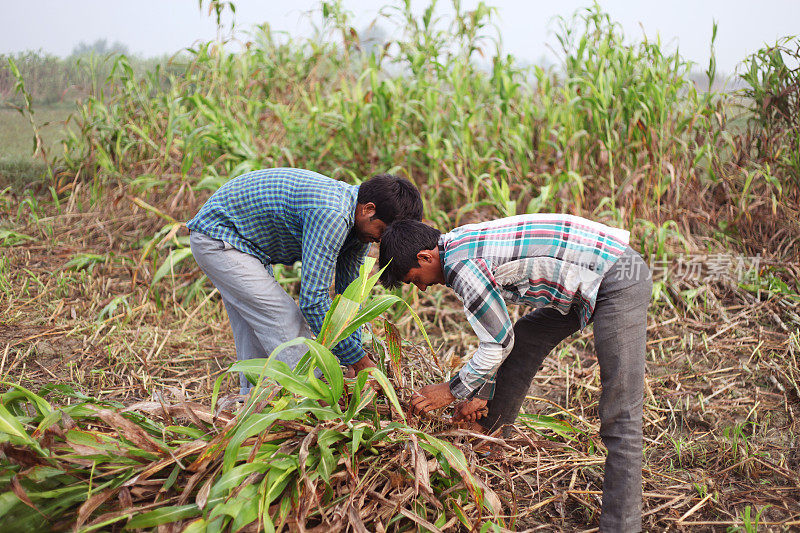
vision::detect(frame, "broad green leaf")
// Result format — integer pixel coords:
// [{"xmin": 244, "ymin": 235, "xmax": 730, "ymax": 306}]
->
[
  {"xmin": 302, "ymin": 339, "xmax": 344, "ymax": 404},
  {"xmin": 209, "ymin": 463, "xmax": 268, "ymax": 502},
  {"xmin": 233, "ymin": 358, "xmax": 324, "ymax": 400},
  {"xmin": 0, "ymin": 382, "xmax": 52, "ymax": 416},
  {"xmin": 0, "ymin": 229, "xmax": 34, "ymax": 247},
  {"xmin": 151, "ymin": 247, "xmax": 193, "ymax": 287},
  {"xmin": 351, "ymin": 424, "xmax": 367, "ymax": 458},
  {"xmin": 335, "ymin": 294, "xmax": 402, "ymax": 342},
  {"xmin": 316, "ymin": 295, "xmax": 360, "ymax": 348},
  {"xmin": 0, "ymin": 404, "xmax": 37, "ymax": 447},
  {"xmin": 293, "ymin": 400, "xmax": 344, "ymax": 422},
  {"xmin": 63, "ymin": 253, "xmax": 107, "ymax": 272},
  {"xmin": 404, "ymin": 428, "xmax": 479, "ymax": 496},
  {"xmin": 215, "ymin": 485, "xmax": 260, "ymax": 531},
  {"xmin": 341, "ymin": 257, "xmax": 384, "ymax": 302},
  {"xmin": 317, "ymin": 258, "xmax": 391, "ymax": 348},
  {"xmin": 32, "ymin": 410, "xmax": 62, "ymax": 439},
  {"xmin": 222, "ymin": 408, "xmax": 309, "ymax": 471},
  {"xmin": 209, "ymin": 374, "xmax": 225, "ymax": 416},
  {"xmin": 124, "ymin": 504, "xmax": 200, "ymax": 529},
  {"xmin": 261, "ymin": 465, "xmax": 296, "ymax": 505}
]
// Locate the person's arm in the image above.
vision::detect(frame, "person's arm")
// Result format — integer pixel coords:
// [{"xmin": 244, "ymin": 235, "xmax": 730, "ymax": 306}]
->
[
  {"xmin": 335, "ymin": 240, "xmax": 371, "ymax": 295},
  {"xmin": 336, "ymin": 241, "xmax": 374, "ymax": 369},
  {"xmin": 299, "ymin": 209, "xmax": 363, "ymax": 366},
  {"xmin": 447, "ymin": 258, "xmax": 514, "ymax": 400}
]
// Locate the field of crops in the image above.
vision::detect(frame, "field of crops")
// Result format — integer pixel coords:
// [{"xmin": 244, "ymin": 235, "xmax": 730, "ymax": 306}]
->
[{"xmin": 1, "ymin": 1, "xmax": 799, "ymax": 531}]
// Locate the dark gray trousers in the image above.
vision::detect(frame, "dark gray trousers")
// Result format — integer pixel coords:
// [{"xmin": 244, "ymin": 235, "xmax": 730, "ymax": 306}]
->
[{"xmin": 480, "ymin": 247, "xmax": 652, "ymax": 532}]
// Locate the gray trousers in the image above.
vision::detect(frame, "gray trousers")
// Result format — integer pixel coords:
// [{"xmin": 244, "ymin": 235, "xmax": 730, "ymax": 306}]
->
[
  {"xmin": 189, "ymin": 231, "xmax": 312, "ymax": 394},
  {"xmin": 480, "ymin": 247, "xmax": 652, "ymax": 532}
]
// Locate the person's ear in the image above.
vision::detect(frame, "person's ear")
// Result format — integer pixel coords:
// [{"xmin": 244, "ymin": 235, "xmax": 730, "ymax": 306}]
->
[
  {"xmin": 361, "ymin": 202, "xmax": 376, "ymax": 219},
  {"xmin": 416, "ymin": 250, "xmax": 434, "ymax": 264}
]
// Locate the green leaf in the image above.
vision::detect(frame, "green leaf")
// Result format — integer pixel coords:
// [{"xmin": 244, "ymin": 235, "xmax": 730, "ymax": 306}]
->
[
  {"xmin": 151, "ymin": 247, "xmax": 193, "ymax": 287},
  {"xmin": 335, "ymin": 294, "xmax": 403, "ymax": 342},
  {"xmin": 124, "ymin": 504, "xmax": 200, "ymax": 529},
  {"xmin": 365, "ymin": 367, "xmax": 405, "ymax": 423},
  {"xmin": 209, "ymin": 463, "xmax": 269, "ymax": 502},
  {"xmin": 351, "ymin": 424, "xmax": 367, "ymax": 457},
  {"xmin": 0, "ymin": 404, "xmax": 37, "ymax": 448},
  {"xmin": 302, "ymin": 339, "xmax": 344, "ymax": 404},
  {"xmin": 316, "ymin": 257, "xmax": 391, "ymax": 349},
  {"xmin": 415, "ymin": 431, "xmax": 483, "ymax": 504},
  {"xmin": 97, "ymin": 295, "xmax": 130, "ymax": 322},
  {"xmin": 343, "ymin": 371, "xmax": 372, "ymax": 422},
  {"xmin": 223, "ymin": 485, "xmax": 260, "ymax": 531},
  {"xmin": 0, "ymin": 382, "xmax": 52, "ymax": 416},
  {"xmin": 316, "ymin": 294, "xmax": 360, "ymax": 348},
  {"xmin": 0, "ymin": 229, "xmax": 34, "ymax": 246},
  {"xmin": 182, "ymin": 518, "xmax": 209, "ymax": 533},
  {"xmin": 209, "ymin": 373, "xmax": 225, "ymax": 416},
  {"xmin": 261, "ymin": 465, "xmax": 296, "ymax": 506},
  {"xmin": 517, "ymin": 414, "xmax": 581, "ymax": 441},
  {"xmin": 222, "ymin": 408, "xmax": 309, "ymax": 471},
  {"xmin": 63, "ymin": 253, "xmax": 107, "ymax": 272},
  {"xmin": 341, "ymin": 257, "xmax": 383, "ymax": 302},
  {"xmin": 237, "ymin": 358, "xmax": 327, "ymax": 401},
  {"xmin": 316, "ymin": 428, "xmax": 345, "ymax": 483}
]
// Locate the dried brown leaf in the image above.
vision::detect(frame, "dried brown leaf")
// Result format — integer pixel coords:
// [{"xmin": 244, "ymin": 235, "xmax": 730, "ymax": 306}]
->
[
  {"xmin": 118, "ymin": 487, "xmax": 133, "ymax": 509},
  {"xmin": 10, "ymin": 475, "xmax": 37, "ymax": 510},
  {"xmin": 347, "ymin": 503, "xmax": 370, "ymax": 533},
  {"xmin": 76, "ymin": 488, "xmax": 117, "ymax": 528},
  {"xmin": 410, "ymin": 434, "xmax": 432, "ymax": 496},
  {"xmin": 196, "ymin": 472, "xmax": 214, "ymax": 510},
  {"xmin": 96, "ymin": 409, "xmax": 166, "ymax": 455}
]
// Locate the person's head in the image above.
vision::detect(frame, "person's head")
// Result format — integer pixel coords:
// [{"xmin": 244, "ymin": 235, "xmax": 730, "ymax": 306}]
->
[
  {"xmin": 379, "ymin": 220, "xmax": 444, "ymax": 291},
  {"xmin": 354, "ymin": 174, "xmax": 423, "ymax": 243}
]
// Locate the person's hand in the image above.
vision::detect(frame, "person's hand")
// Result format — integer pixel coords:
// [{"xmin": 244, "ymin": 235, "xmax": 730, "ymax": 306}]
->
[
  {"xmin": 410, "ymin": 383, "xmax": 456, "ymax": 415},
  {"xmin": 453, "ymin": 398, "xmax": 488, "ymax": 423},
  {"xmin": 346, "ymin": 354, "xmax": 381, "ymax": 392},
  {"xmin": 347, "ymin": 354, "xmax": 377, "ymax": 376}
]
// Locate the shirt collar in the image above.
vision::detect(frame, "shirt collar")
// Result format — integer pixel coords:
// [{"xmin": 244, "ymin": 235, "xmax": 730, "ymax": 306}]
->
[
  {"xmin": 438, "ymin": 234, "xmax": 458, "ymax": 288},
  {"xmin": 346, "ymin": 184, "xmax": 359, "ymax": 225}
]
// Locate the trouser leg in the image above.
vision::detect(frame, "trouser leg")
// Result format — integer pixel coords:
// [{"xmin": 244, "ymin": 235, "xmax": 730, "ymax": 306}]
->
[
  {"xmin": 480, "ymin": 307, "xmax": 581, "ymax": 432},
  {"xmin": 220, "ymin": 298, "xmax": 268, "ymax": 394},
  {"xmin": 593, "ymin": 249, "xmax": 652, "ymax": 532},
  {"xmin": 189, "ymin": 231, "xmax": 312, "ymax": 394}
]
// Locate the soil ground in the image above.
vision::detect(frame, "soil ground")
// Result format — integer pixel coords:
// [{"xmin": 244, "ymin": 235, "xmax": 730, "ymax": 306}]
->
[{"xmin": 1, "ymin": 188, "xmax": 799, "ymax": 530}]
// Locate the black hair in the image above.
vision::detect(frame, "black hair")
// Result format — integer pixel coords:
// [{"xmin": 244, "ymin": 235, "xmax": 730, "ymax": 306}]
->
[
  {"xmin": 378, "ymin": 220, "xmax": 441, "ymax": 289},
  {"xmin": 358, "ymin": 174, "xmax": 423, "ymax": 224}
]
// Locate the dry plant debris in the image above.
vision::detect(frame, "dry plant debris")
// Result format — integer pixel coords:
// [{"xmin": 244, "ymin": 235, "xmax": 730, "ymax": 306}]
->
[{"xmin": 0, "ymin": 191, "xmax": 799, "ymax": 531}]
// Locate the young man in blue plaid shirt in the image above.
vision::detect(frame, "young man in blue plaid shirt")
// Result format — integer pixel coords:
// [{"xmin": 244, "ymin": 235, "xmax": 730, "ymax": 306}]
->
[
  {"xmin": 187, "ymin": 168, "xmax": 422, "ymax": 394},
  {"xmin": 378, "ymin": 216, "xmax": 652, "ymax": 532}
]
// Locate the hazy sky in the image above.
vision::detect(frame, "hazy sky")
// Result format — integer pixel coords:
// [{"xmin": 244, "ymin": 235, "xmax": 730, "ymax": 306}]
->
[{"xmin": 2, "ymin": 0, "xmax": 798, "ymax": 75}]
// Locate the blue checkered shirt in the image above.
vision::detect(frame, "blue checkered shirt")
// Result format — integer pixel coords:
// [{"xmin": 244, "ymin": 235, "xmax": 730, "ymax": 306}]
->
[{"xmin": 186, "ymin": 168, "xmax": 369, "ymax": 365}]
